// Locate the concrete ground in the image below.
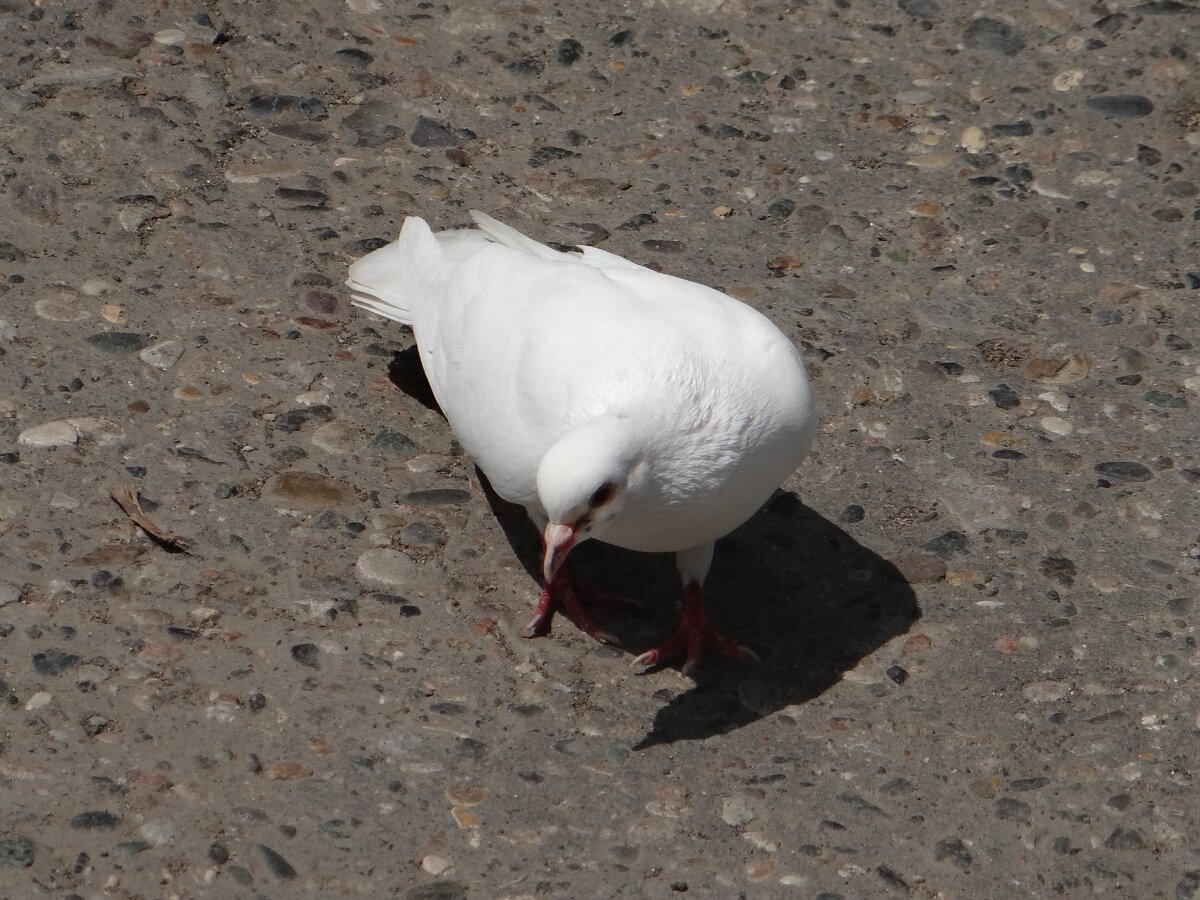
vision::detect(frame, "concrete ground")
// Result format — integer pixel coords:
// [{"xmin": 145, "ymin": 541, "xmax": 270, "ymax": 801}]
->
[{"xmin": 1, "ymin": 0, "xmax": 1198, "ymax": 897}]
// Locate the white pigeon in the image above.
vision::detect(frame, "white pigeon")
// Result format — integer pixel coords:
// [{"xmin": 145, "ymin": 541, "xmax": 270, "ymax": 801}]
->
[{"xmin": 347, "ymin": 211, "xmax": 816, "ymax": 673}]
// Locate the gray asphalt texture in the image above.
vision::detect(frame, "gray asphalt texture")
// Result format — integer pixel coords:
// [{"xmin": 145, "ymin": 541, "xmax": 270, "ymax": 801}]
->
[{"xmin": 1, "ymin": 1, "xmax": 1199, "ymax": 897}]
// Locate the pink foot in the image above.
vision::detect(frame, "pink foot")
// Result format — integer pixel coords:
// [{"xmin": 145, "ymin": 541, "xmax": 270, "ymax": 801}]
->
[
  {"xmin": 522, "ymin": 572, "xmax": 636, "ymax": 646},
  {"xmin": 633, "ymin": 583, "xmax": 760, "ymax": 676}
]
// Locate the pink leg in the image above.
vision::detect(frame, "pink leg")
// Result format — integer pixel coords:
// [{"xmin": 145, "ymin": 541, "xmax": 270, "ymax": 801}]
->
[
  {"xmin": 633, "ymin": 582, "xmax": 760, "ymax": 676},
  {"xmin": 522, "ymin": 571, "xmax": 633, "ymax": 646}
]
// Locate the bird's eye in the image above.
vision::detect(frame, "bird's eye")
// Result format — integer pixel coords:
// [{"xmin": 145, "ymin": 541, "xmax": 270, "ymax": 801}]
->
[{"xmin": 589, "ymin": 481, "xmax": 617, "ymax": 508}]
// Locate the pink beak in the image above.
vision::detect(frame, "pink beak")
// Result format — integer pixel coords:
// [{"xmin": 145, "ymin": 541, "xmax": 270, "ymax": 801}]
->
[{"xmin": 541, "ymin": 522, "xmax": 577, "ymax": 583}]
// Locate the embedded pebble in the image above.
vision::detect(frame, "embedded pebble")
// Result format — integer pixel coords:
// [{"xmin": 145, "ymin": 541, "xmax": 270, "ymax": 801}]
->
[
  {"xmin": 263, "ymin": 472, "xmax": 357, "ymax": 510},
  {"xmin": 356, "ymin": 549, "xmax": 418, "ymax": 589},
  {"xmin": 139, "ymin": 340, "xmax": 183, "ymax": 370}
]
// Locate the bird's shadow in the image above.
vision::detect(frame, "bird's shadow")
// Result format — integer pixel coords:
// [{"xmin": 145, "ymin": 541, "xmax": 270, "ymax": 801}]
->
[
  {"xmin": 387, "ymin": 347, "xmax": 921, "ymax": 748},
  {"xmin": 481, "ymin": 482, "xmax": 921, "ymax": 750}
]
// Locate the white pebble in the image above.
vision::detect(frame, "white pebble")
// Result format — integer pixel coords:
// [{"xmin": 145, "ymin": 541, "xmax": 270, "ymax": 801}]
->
[
  {"xmin": 139, "ymin": 340, "xmax": 184, "ymax": 371},
  {"xmin": 25, "ymin": 692, "xmax": 52, "ymax": 711},
  {"xmin": 1040, "ymin": 416, "xmax": 1073, "ymax": 436},
  {"xmin": 19, "ymin": 420, "xmax": 80, "ymax": 448},
  {"xmin": 153, "ymin": 28, "xmax": 188, "ymax": 45}
]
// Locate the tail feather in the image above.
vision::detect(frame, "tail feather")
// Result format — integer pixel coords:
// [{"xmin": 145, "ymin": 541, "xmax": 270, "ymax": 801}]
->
[
  {"xmin": 346, "ymin": 216, "xmax": 444, "ymax": 326},
  {"xmin": 469, "ymin": 210, "xmax": 575, "ymax": 263}
]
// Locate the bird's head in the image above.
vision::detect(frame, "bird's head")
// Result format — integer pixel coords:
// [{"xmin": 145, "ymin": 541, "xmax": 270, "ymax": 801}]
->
[{"xmin": 536, "ymin": 415, "xmax": 646, "ymax": 583}]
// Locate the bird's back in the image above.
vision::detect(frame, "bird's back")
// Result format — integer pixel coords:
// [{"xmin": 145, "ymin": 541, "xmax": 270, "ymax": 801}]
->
[{"xmin": 349, "ymin": 215, "xmax": 815, "ymax": 539}]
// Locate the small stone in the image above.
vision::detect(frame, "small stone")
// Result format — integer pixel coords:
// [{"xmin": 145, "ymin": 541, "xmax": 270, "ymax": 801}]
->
[
  {"xmin": 208, "ymin": 843, "xmax": 230, "ymax": 864},
  {"xmin": 70, "ymin": 810, "xmax": 121, "ymax": 829},
  {"xmin": 1086, "ymin": 95, "xmax": 1154, "ymax": 118},
  {"xmin": 371, "ymin": 427, "xmax": 419, "ymax": 455},
  {"xmin": 399, "ymin": 522, "xmax": 446, "ymax": 547},
  {"xmin": 886, "ymin": 665, "xmax": 909, "ymax": 684},
  {"xmin": 356, "ymin": 549, "xmax": 418, "ymax": 589},
  {"xmin": 924, "ymin": 531, "xmax": 967, "ymax": 559},
  {"xmin": 312, "ymin": 422, "xmax": 360, "ymax": 454},
  {"xmin": 934, "ymin": 837, "xmax": 972, "ymax": 869},
  {"xmin": 722, "ymin": 795, "xmax": 756, "ymax": 827},
  {"xmin": 32, "ymin": 648, "xmax": 80, "ymax": 676},
  {"xmin": 1104, "ymin": 827, "xmax": 1145, "ymax": 851},
  {"xmin": 994, "ymin": 798, "xmax": 1030, "ymax": 822},
  {"xmin": 24, "ymin": 692, "xmax": 52, "ymax": 711},
  {"xmin": 258, "ymin": 844, "xmax": 297, "ymax": 880},
  {"xmin": 411, "ymin": 116, "xmax": 459, "ymax": 148},
  {"xmin": 86, "ymin": 332, "xmax": 149, "ymax": 354},
  {"xmin": 247, "ymin": 95, "xmax": 326, "ymax": 120},
  {"xmin": 963, "ymin": 17, "xmax": 1026, "ymax": 56},
  {"xmin": 139, "ymin": 820, "xmax": 178, "ymax": 846},
  {"xmin": 290, "ymin": 643, "xmax": 320, "ymax": 669},
  {"xmin": 838, "ymin": 504, "xmax": 865, "ymax": 524},
  {"xmin": 1022, "ymin": 680, "xmax": 1070, "ymax": 702},
  {"xmin": 344, "ymin": 100, "xmax": 403, "ymax": 147},
  {"xmin": 407, "ymin": 880, "xmax": 468, "ymax": 900},
  {"xmin": 1024, "ymin": 354, "xmax": 1088, "ymax": 383},
  {"xmin": 275, "ymin": 406, "xmax": 335, "ymax": 434},
  {"xmin": 265, "ymin": 762, "xmax": 311, "ymax": 780},
  {"xmin": 263, "ymin": 471, "xmax": 357, "ymax": 510},
  {"xmin": 139, "ymin": 340, "xmax": 183, "ymax": 370},
  {"xmin": 1094, "ymin": 461, "xmax": 1152, "ymax": 483},
  {"xmin": 18, "ymin": 421, "xmax": 79, "ymax": 448},
  {"xmin": 988, "ymin": 384, "xmax": 1020, "ymax": 409},
  {"xmin": 0, "ymin": 837, "xmax": 34, "ymax": 868}
]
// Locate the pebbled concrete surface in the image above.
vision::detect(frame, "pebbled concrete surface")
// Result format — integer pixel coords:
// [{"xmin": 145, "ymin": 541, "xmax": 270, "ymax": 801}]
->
[{"xmin": 1, "ymin": 1, "xmax": 1198, "ymax": 897}]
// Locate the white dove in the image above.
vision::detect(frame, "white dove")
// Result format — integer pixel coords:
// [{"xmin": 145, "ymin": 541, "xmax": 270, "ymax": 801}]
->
[{"xmin": 347, "ymin": 211, "xmax": 815, "ymax": 673}]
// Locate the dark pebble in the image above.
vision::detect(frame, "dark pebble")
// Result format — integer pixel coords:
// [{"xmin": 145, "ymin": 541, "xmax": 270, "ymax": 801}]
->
[
  {"xmin": 116, "ymin": 840, "xmax": 151, "ymax": 855},
  {"xmin": 227, "ymin": 865, "xmax": 253, "ymax": 885},
  {"xmin": 258, "ymin": 844, "xmax": 297, "ymax": 880},
  {"xmin": 1114, "ymin": 374, "xmax": 1142, "ymax": 386},
  {"xmin": 291, "ymin": 642, "xmax": 320, "ymax": 669},
  {"xmin": 990, "ymin": 121, "xmax": 1033, "ymax": 137},
  {"xmin": 247, "ymin": 95, "xmax": 326, "ymax": 119},
  {"xmin": 1164, "ymin": 333, "xmax": 1193, "ymax": 350},
  {"xmin": 70, "ymin": 810, "xmax": 121, "ymax": 829},
  {"xmin": 399, "ymin": 522, "xmax": 446, "ymax": 547},
  {"xmin": 886, "ymin": 665, "xmax": 909, "ymax": 685},
  {"xmin": 994, "ymin": 798, "xmax": 1030, "ymax": 822},
  {"xmin": 214, "ymin": 483, "xmax": 236, "ymax": 499},
  {"xmin": 556, "ymin": 38, "xmax": 583, "ymax": 65},
  {"xmin": 349, "ymin": 237, "xmax": 389, "ymax": 254},
  {"xmin": 0, "ymin": 240, "xmax": 25, "ymax": 263},
  {"xmin": 404, "ymin": 881, "xmax": 469, "ymax": 900},
  {"xmin": 993, "ymin": 449, "xmax": 1025, "ymax": 460},
  {"xmin": 0, "ymin": 837, "xmax": 34, "ymax": 868},
  {"xmin": 371, "ymin": 427, "xmax": 418, "ymax": 455},
  {"xmin": 1040, "ymin": 556, "xmax": 1077, "ymax": 587},
  {"xmin": 276, "ymin": 186, "xmax": 327, "ymax": 206},
  {"xmin": 1008, "ymin": 776, "xmax": 1049, "ymax": 791},
  {"xmin": 0, "ymin": 452, "xmax": 18, "ymax": 464},
  {"xmin": 1085, "ymin": 95, "xmax": 1154, "ymax": 118},
  {"xmin": 767, "ymin": 198, "xmax": 795, "ymax": 218},
  {"xmin": 86, "ymin": 332, "xmax": 149, "ymax": 354},
  {"xmin": 963, "ymin": 17, "xmax": 1026, "ymax": 55},
  {"xmin": 988, "ymin": 384, "xmax": 1020, "ymax": 409},
  {"xmin": 619, "ymin": 213, "xmax": 657, "ymax": 231},
  {"xmin": 33, "ymin": 648, "xmax": 80, "ymax": 676},
  {"xmin": 344, "ymin": 100, "xmax": 403, "ymax": 147},
  {"xmin": 411, "ymin": 116, "xmax": 459, "ymax": 148},
  {"xmin": 403, "ymin": 488, "xmax": 472, "ymax": 507},
  {"xmin": 876, "ymin": 865, "xmax": 909, "ymax": 892},
  {"xmin": 935, "ymin": 361, "xmax": 964, "ymax": 376},
  {"xmin": 304, "ymin": 290, "xmax": 339, "ymax": 315},
  {"xmin": 838, "ymin": 504, "xmax": 865, "ymax": 524},
  {"xmin": 207, "ymin": 842, "xmax": 230, "ymax": 864},
  {"xmin": 1104, "ymin": 827, "xmax": 1145, "ymax": 850},
  {"xmin": 275, "ymin": 405, "xmax": 335, "ymax": 433},
  {"xmin": 248, "ymin": 690, "xmax": 267, "ymax": 711},
  {"xmin": 1094, "ymin": 461, "xmax": 1153, "ymax": 482},
  {"xmin": 528, "ymin": 146, "xmax": 579, "ymax": 169},
  {"xmin": 924, "ymin": 531, "xmax": 968, "ymax": 558},
  {"xmin": 334, "ymin": 47, "xmax": 373, "ymax": 67},
  {"xmin": 1143, "ymin": 390, "xmax": 1186, "ymax": 409},
  {"xmin": 934, "ymin": 836, "xmax": 972, "ymax": 869},
  {"xmin": 505, "ymin": 57, "xmax": 544, "ymax": 76}
]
